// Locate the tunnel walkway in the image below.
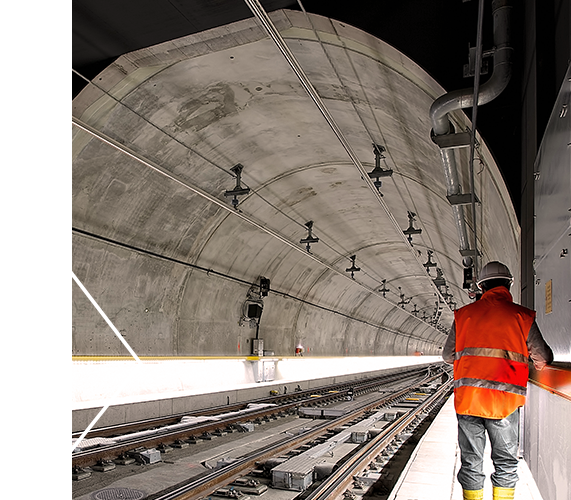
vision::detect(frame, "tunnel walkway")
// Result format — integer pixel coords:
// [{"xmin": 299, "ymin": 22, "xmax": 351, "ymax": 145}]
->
[{"xmin": 388, "ymin": 397, "xmax": 544, "ymax": 500}]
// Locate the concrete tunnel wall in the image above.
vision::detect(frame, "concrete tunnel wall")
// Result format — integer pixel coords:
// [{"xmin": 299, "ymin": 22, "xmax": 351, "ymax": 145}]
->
[{"xmin": 72, "ymin": 10, "xmax": 520, "ymax": 358}]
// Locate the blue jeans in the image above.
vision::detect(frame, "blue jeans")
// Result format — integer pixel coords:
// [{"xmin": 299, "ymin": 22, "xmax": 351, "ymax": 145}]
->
[{"xmin": 457, "ymin": 409, "xmax": 520, "ymax": 490}]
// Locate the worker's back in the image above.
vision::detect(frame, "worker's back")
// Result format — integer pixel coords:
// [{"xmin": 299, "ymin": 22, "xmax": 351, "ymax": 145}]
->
[{"xmin": 453, "ymin": 286, "xmax": 535, "ymax": 419}]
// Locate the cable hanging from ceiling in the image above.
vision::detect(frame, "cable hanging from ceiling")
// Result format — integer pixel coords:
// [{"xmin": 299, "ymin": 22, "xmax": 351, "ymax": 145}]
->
[
  {"xmin": 73, "ymin": 117, "xmax": 439, "ymax": 331},
  {"xmin": 291, "ymin": 0, "xmax": 454, "ymax": 315},
  {"xmin": 72, "ymin": 4, "xmax": 459, "ymax": 324},
  {"xmin": 71, "ymin": 72, "xmax": 425, "ymax": 317}
]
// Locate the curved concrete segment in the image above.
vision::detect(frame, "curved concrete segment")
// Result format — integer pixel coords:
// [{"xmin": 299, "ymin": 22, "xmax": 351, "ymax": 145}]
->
[{"xmin": 72, "ymin": 10, "xmax": 519, "ymax": 358}]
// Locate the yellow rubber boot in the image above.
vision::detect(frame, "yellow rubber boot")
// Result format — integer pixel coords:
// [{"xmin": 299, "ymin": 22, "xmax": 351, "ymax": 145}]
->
[
  {"xmin": 493, "ymin": 486, "xmax": 515, "ymax": 499},
  {"xmin": 463, "ymin": 489, "xmax": 484, "ymax": 500}
]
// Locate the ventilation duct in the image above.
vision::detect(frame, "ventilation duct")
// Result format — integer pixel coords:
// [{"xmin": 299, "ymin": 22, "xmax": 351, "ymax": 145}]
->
[{"xmin": 430, "ymin": 0, "xmax": 512, "ymax": 256}]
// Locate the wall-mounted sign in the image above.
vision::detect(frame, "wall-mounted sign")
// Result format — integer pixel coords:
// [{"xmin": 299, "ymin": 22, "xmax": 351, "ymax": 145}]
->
[{"xmin": 545, "ymin": 279, "xmax": 552, "ymax": 314}]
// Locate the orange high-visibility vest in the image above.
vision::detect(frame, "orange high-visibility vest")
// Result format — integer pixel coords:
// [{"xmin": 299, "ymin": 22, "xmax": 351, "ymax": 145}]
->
[{"xmin": 453, "ymin": 286, "xmax": 535, "ymax": 419}]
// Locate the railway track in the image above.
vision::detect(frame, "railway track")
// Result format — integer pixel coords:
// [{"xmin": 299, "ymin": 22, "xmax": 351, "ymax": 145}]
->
[
  {"xmin": 72, "ymin": 365, "xmax": 431, "ymax": 468},
  {"xmin": 151, "ymin": 369, "xmax": 452, "ymax": 500},
  {"xmin": 302, "ymin": 373, "xmax": 453, "ymax": 500},
  {"xmin": 73, "ymin": 363, "xmax": 453, "ymax": 500}
]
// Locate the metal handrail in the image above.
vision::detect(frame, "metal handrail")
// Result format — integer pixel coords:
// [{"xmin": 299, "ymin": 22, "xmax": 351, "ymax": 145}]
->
[{"xmin": 529, "ymin": 362, "xmax": 571, "ymax": 402}]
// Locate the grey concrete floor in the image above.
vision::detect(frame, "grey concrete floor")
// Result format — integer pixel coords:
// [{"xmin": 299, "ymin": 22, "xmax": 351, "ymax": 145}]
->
[{"xmin": 72, "ymin": 413, "xmax": 320, "ymax": 499}]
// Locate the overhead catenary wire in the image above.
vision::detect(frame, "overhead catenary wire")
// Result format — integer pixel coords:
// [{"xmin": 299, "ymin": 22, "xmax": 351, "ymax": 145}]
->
[
  {"xmin": 72, "ymin": 226, "xmax": 440, "ymax": 344},
  {"xmin": 294, "ymin": 1, "xmax": 457, "ymax": 307},
  {"xmin": 72, "ymin": 67, "xmax": 396, "ymax": 298},
  {"xmin": 72, "ymin": 116, "xmax": 440, "ymax": 331},
  {"xmin": 243, "ymin": 0, "xmax": 451, "ymax": 318}
]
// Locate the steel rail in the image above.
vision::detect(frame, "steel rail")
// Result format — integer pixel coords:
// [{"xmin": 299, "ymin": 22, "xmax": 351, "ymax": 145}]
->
[
  {"xmin": 72, "ymin": 365, "xmax": 429, "ymax": 440},
  {"xmin": 304, "ymin": 372, "xmax": 454, "ymax": 500},
  {"xmin": 146, "ymin": 370, "xmax": 449, "ymax": 500},
  {"xmin": 72, "ymin": 366, "xmax": 433, "ymax": 467}
]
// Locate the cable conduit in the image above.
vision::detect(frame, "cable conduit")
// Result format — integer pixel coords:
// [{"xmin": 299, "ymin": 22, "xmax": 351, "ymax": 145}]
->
[{"xmin": 429, "ymin": 0, "xmax": 512, "ymax": 259}]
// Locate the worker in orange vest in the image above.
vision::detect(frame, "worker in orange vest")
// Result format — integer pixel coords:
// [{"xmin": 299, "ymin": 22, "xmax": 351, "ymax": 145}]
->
[{"xmin": 442, "ymin": 261, "xmax": 553, "ymax": 500}]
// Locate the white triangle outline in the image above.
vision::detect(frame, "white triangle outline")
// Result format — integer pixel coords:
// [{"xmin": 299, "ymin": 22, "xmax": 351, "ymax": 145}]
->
[{"xmin": 0, "ymin": 271, "xmax": 142, "ymax": 453}]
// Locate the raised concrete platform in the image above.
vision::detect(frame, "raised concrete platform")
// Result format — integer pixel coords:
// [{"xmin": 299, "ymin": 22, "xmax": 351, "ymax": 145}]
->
[{"xmin": 388, "ymin": 397, "xmax": 544, "ymax": 500}]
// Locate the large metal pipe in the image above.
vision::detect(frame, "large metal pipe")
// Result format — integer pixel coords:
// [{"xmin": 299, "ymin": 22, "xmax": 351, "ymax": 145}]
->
[{"xmin": 430, "ymin": 0, "xmax": 512, "ymax": 252}]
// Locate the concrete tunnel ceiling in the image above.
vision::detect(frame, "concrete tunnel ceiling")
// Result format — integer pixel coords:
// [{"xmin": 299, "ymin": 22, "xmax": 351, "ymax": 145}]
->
[{"xmin": 72, "ymin": 9, "xmax": 520, "ymax": 358}]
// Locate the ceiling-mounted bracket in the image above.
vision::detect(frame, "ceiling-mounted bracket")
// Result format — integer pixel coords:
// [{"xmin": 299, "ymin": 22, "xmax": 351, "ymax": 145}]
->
[
  {"xmin": 224, "ymin": 163, "xmax": 250, "ymax": 209},
  {"xmin": 402, "ymin": 211, "xmax": 422, "ymax": 244},
  {"xmin": 345, "ymin": 255, "xmax": 361, "ymax": 279},
  {"xmin": 447, "ymin": 193, "xmax": 481, "ymax": 206},
  {"xmin": 459, "ymin": 248, "xmax": 482, "ymax": 257},
  {"xmin": 378, "ymin": 279, "xmax": 390, "ymax": 297},
  {"xmin": 431, "ymin": 130, "xmax": 472, "ymax": 149},
  {"xmin": 299, "ymin": 220, "xmax": 319, "ymax": 253},
  {"xmin": 397, "ymin": 287, "xmax": 411, "ymax": 308},
  {"xmin": 433, "ymin": 268, "xmax": 446, "ymax": 289},
  {"xmin": 463, "ymin": 46, "xmax": 495, "ymax": 78},
  {"xmin": 423, "ymin": 250, "xmax": 437, "ymax": 273},
  {"xmin": 368, "ymin": 143, "xmax": 393, "ymax": 195}
]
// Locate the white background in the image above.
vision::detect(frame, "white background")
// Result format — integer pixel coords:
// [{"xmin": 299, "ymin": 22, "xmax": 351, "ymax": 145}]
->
[
  {"xmin": 0, "ymin": 0, "xmax": 72, "ymax": 492},
  {"xmin": 0, "ymin": 0, "xmax": 72, "ymax": 271}
]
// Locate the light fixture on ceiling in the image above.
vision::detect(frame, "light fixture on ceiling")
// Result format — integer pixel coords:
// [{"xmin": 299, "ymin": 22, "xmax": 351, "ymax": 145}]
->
[
  {"xmin": 345, "ymin": 255, "xmax": 361, "ymax": 279},
  {"xmin": 224, "ymin": 163, "xmax": 250, "ymax": 209},
  {"xmin": 367, "ymin": 144, "xmax": 393, "ymax": 195},
  {"xmin": 240, "ymin": 282, "xmax": 264, "ymax": 328},
  {"xmin": 260, "ymin": 276, "xmax": 270, "ymax": 297},
  {"xmin": 299, "ymin": 220, "xmax": 319, "ymax": 253},
  {"xmin": 402, "ymin": 211, "xmax": 422, "ymax": 244},
  {"xmin": 462, "ymin": 255, "xmax": 475, "ymax": 290}
]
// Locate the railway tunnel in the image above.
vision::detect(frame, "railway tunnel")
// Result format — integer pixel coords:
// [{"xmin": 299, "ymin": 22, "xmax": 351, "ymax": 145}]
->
[{"xmin": 70, "ymin": 2, "xmax": 570, "ymax": 499}]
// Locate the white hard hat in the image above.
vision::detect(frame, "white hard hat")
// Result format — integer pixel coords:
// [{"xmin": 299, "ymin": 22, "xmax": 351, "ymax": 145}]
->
[{"xmin": 477, "ymin": 261, "xmax": 513, "ymax": 287}]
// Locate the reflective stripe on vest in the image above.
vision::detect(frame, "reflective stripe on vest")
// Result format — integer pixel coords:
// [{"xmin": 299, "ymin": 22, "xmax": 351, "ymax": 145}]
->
[
  {"xmin": 454, "ymin": 377, "xmax": 527, "ymax": 396},
  {"xmin": 455, "ymin": 347, "xmax": 528, "ymax": 364}
]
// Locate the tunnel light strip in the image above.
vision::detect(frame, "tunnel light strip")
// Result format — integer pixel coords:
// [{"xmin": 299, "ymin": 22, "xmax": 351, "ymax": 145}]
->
[
  {"xmin": 243, "ymin": 0, "xmax": 450, "ymax": 317},
  {"xmin": 72, "ymin": 118, "xmax": 440, "ymax": 340}
]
